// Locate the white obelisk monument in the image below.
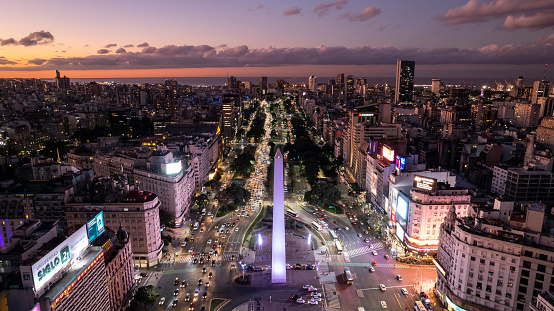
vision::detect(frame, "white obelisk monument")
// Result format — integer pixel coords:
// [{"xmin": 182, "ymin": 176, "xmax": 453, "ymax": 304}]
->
[{"xmin": 271, "ymin": 149, "xmax": 287, "ymax": 283}]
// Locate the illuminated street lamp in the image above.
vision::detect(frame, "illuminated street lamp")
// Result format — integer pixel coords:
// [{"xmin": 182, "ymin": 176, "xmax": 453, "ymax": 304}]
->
[{"xmin": 307, "ymin": 233, "xmax": 312, "ymax": 246}]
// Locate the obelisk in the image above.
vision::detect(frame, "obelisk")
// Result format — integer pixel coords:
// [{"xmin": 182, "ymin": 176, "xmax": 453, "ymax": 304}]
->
[{"xmin": 271, "ymin": 149, "xmax": 286, "ymax": 283}]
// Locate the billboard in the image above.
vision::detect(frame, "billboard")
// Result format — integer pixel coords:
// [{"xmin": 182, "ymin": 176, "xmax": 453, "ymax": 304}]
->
[
  {"xmin": 390, "ymin": 200, "xmax": 397, "ymax": 224},
  {"xmin": 165, "ymin": 161, "xmax": 182, "ymax": 175},
  {"xmin": 371, "ymin": 172, "xmax": 378, "ymax": 196},
  {"xmin": 87, "ymin": 211, "xmax": 105, "ymax": 243},
  {"xmin": 382, "ymin": 145, "xmax": 395, "ymax": 162},
  {"xmin": 31, "ymin": 225, "xmax": 89, "ymax": 292},
  {"xmin": 395, "ymin": 155, "xmax": 406, "ymax": 170},
  {"xmin": 395, "ymin": 222, "xmax": 405, "ymax": 241},
  {"xmin": 367, "ymin": 140, "xmax": 378, "ymax": 154},
  {"xmin": 413, "ymin": 175, "xmax": 437, "ymax": 192},
  {"xmin": 396, "ymin": 195, "xmax": 408, "ymax": 221}
]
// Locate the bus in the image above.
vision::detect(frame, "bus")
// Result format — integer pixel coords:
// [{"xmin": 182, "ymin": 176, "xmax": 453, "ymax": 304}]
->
[
  {"xmin": 344, "ymin": 267, "xmax": 353, "ymax": 284},
  {"xmin": 414, "ymin": 301, "xmax": 426, "ymax": 311},
  {"xmin": 318, "ymin": 220, "xmax": 328, "ymax": 228},
  {"xmin": 285, "ymin": 210, "xmax": 299, "ymax": 218},
  {"xmin": 335, "ymin": 240, "xmax": 343, "ymax": 255},
  {"xmin": 311, "ymin": 222, "xmax": 323, "ymax": 231},
  {"xmin": 329, "ymin": 230, "xmax": 338, "ymax": 241}
]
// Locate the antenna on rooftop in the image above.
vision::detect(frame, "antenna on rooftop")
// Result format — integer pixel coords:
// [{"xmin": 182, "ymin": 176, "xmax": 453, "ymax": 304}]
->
[{"xmin": 544, "ymin": 64, "xmax": 548, "ymax": 80}]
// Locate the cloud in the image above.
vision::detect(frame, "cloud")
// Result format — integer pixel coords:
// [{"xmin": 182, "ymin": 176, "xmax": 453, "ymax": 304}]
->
[
  {"xmin": 97, "ymin": 49, "xmax": 110, "ymax": 54},
  {"xmin": 0, "ymin": 56, "xmax": 17, "ymax": 65},
  {"xmin": 503, "ymin": 12, "xmax": 554, "ymax": 30},
  {"xmin": 284, "ymin": 6, "xmax": 301, "ymax": 16},
  {"xmin": 440, "ymin": 0, "xmax": 554, "ymax": 29},
  {"xmin": 27, "ymin": 58, "xmax": 47, "ymax": 65},
  {"xmin": 248, "ymin": 4, "xmax": 263, "ymax": 12},
  {"xmin": 341, "ymin": 7, "xmax": 381, "ymax": 22},
  {"xmin": 0, "ymin": 30, "xmax": 54, "ymax": 46},
  {"xmin": 137, "ymin": 42, "xmax": 149, "ymax": 48},
  {"xmin": 115, "ymin": 48, "xmax": 127, "ymax": 53},
  {"xmin": 105, "ymin": 43, "xmax": 117, "ymax": 48},
  {"xmin": 3, "ymin": 35, "xmax": 554, "ymax": 72},
  {"xmin": 123, "ymin": 44, "xmax": 134, "ymax": 48},
  {"xmin": 314, "ymin": 0, "xmax": 348, "ymax": 17}
]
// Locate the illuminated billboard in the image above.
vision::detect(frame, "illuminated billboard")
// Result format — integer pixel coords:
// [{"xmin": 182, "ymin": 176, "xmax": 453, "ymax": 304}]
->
[
  {"xmin": 371, "ymin": 172, "xmax": 378, "ymax": 196},
  {"xmin": 87, "ymin": 211, "xmax": 105, "ymax": 243},
  {"xmin": 395, "ymin": 222, "xmax": 405, "ymax": 241},
  {"xmin": 382, "ymin": 145, "xmax": 395, "ymax": 162},
  {"xmin": 390, "ymin": 201, "xmax": 396, "ymax": 224},
  {"xmin": 413, "ymin": 175, "xmax": 437, "ymax": 192},
  {"xmin": 396, "ymin": 195, "xmax": 408, "ymax": 221},
  {"xmin": 30, "ymin": 226, "xmax": 89, "ymax": 292},
  {"xmin": 367, "ymin": 140, "xmax": 378, "ymax": 154},
  {"xmin": 165, "ymin": 161, "xmax": 182, "ymax": 175},
  {"xmin": 395, "ymin": 155, "xmax": 406, "ymax": 170}
]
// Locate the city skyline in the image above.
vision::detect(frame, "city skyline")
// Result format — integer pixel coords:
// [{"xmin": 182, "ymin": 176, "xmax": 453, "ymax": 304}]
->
[{"xmin": 1, "ymin": 0, "xmax": 553, "ymax": 79}]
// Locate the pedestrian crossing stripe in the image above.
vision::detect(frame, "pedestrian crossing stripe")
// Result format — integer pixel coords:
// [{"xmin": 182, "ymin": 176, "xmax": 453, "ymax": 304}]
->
[
  {"xmin": 175, "ymin": 254, "xmax": 235, "ymax": 264},
  {"xmin": 344, "ymin": 243, "xmax": 384, "ymax": 258},
  {"xmin": 328, "ymin": 262, "xmax": 411, "ymax": 268}
]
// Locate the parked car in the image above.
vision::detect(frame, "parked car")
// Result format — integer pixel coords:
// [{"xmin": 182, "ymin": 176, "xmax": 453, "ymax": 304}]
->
[{"xmin": 159, "ymin": 297, "xmax": 166, "ymax": 305}]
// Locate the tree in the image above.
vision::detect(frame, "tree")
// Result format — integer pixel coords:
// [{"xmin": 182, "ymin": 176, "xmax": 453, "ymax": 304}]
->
[
  {"xmin": 159, "ymin": 210, "xmax": 174, "ymax": 228},
  {"xmin": 133, "ymin": 285, "xmax": 158, "ymax": 310}
]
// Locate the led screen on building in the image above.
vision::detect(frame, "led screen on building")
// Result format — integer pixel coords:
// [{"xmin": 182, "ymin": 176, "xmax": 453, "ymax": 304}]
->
[
  {"xmin": 87, "ymin": 211, "xmax": 105, "ymax": 243},
  {"xmin": 413, "ymin": 175, "xmax": 437, "ymax": 192},
  {"xmin": 31, "ymin": 225, "xmax": 89, "ymax": 292},
  {"xmin": 382, "ymin": 145, "xmax": 395, "ymax": 162},
  {"xmin": 396, "ymin": 155, "xmax": 406, "ymax": 170},
  {"xmin": 396, "ymin": 195, "xmax": 408, "ymax": 221},
  {"xmin": 371, "ymin": 172, "xmax": 378, "ymax": 196},
  {"xmin": 396, "ymin": 222, "xmax": 405, "ymax": 241},
  {"xmin": 165, "ymin": 161, "xmax": 182, "ymax": 175}
]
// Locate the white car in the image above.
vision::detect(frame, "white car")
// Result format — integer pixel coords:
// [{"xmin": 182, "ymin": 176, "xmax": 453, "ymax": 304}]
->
[
  {"xmin": 381, "ymin": 301, "xmax": 387, "ymax": 308},
  {"xmin": 380, "ymin": 284, "xmax": 386, "ymax": 291},
  {"xmin": 302, "ymin": 284, "xmax": 312, "ymax": 289},
  {"xmin": 207, "ymin": 239, "xmax": 212, "ymax": 244},
  {"xmin": 159, "ymin": 297, "xmax": 166, "ymax": 305},
  {"xmin": 311, "ymin": 296, "xmax": 322, "ymax": 302},
  {"xmin": 296, "ymin": 298, "xmax": 305, "ymax": 304},
  {"xmin": 344, "ymin": 227, "xmax": 350, "ymax": 231},
  {"xmin": 401, "ymin": 288, "xmax": 408, "ymax": 295},
  {"xmin": 235, "ymin": 227, "xmax": 239, "ymax": 232},
  {"xmin": 308, "ymin": 299, "xmax": 318, "ymax": 305},
  {"xmin": 369, "ymin": 266, "xmax": 375, "ymax": 272},
  {"xmin": 372, "ymin": 251, "xmax": 378, "ymax": 256}
]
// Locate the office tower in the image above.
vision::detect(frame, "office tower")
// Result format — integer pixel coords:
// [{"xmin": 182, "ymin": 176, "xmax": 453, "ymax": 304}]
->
[
  {"xmin": 395, "ymin": 60, "xmax": 415, "ymax": 104},
  {"xmin": 271, "ymin": 149, "xmax": 286, "ymax": 283},
  {"xmin": 346, "ymin": 75, "xmax": 354, "ymax": 100},
  {"xmin": 309, "ymin": 76, "xmax": 317, "ymax": 93},
  {"xmin": 431, "ymin": 79, "xmax": 442, "ymax": 95},
  {"xmin": 259, "ymin": 76, "xmax": 268, "ymax": 95},
  {"xmin": 55, "ymin": 70, "xmax": 70, "ymax": 91},
  {"xmin": 531, "ymin": 80, "xmax": 550, "ymax": 104},
  {"xmin": 227, "ymin": 76, "xmax": 238, "ymax": 90},
  {"xmin": 337, "ymin": 73, "xmax": 345, "ymax": 100},
  {"xmin": 222, "ymin": 94, "xmax": 241, "ymax": 141}
]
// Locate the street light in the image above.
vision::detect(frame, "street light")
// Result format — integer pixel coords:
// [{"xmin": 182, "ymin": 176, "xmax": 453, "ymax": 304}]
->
[{"xmin": 307, "ymin": 233, "xmax": 312, "ymax": 246}]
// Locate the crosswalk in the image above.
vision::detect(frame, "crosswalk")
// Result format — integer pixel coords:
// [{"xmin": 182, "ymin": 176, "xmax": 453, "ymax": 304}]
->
[
  {"xmin": 344, "ymin": 242, "xmax": 384, "ymax": 258},
  {"xmin": 175, "ymin": 254, "xmax": 236, "ymax": 264}
]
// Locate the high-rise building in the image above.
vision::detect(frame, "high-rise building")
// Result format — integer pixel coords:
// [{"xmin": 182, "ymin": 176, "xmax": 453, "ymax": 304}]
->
[
  {"xmin": 227, "ymin": 76, "xmax": 238, "ymax": 90},
  {"xmin": 431, "ymin": 79, "xmax": 443, "ymax": 95},
  {"xmin": 55, "ymin": 70, "xmax": 70, "ymax": 91},
  {"xmin": 222, "ymin": 94, "xmax": 241, "ymax": 141},
  {"xmin": 337, "ymin": 73, "xmax": 345, "ymax": 101},
  {"xmin": 308, "ymin": 76, "xmax": 317, "ymax": 93},
  {"xmin": 531, "ymin": 80, "xmax": 550, "ymax": 104},
  {"xmin": 395, "ymin": 60, "xmax": 415, "ymax": 104},
  {"xmin": 346, "ymin": 75, "xmax": 354, "ymax": 100},
  {"xmin": 259, "ymin": 76, "xmax": 268, "ymax": 95}
]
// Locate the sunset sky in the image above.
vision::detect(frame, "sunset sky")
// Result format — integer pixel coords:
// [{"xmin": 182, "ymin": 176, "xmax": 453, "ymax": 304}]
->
[{"xmin": 1, "ymin": 0, "xmax": 553, "ymax": 79}]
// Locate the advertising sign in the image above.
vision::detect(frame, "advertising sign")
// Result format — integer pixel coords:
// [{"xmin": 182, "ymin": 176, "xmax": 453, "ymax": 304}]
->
[
  {"xmin": 371, "ymin": 172, "xmax": 378, "ymax": 196},
  {"xmin": 395, "ymin": 223, "xmax": 405, "ymax": 241},
  {"xmin": 395, "ymin": 155, "xmax": 406, "ymax": 170},
  {"xmin": 31, "ymin": 225, "xmax": 88, "ymax": 292},
  {"xmin": 367, "ymin": 140, "xmax": 378, "ymax": 154},
  {"xmin": 391, "ymin": 201, "xmax": 397, "ymax": 224},
  {"xmin": 413, "ymin": 175, "xmax": 437, "ymax": 192},
  {"xmin": 396, "ymin": 195, "xmax": 408, "ymax": 221},
  {"xmin": 382, "ymin": 145, "xmax": 395, "ymax": 162},
  {"xmin": 87, "ymin": 211, "xmax": 105, "ymax": 243},
  {"xmin": 165, "ymin": 161, "xmax": 182, "ymax": 175}
]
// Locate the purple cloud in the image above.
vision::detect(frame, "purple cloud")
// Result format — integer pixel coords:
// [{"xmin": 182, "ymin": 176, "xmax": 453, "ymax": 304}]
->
[
  {"xmin": 137, "ymin": 42, "xmax": 149, "ymax": 48},
  {"xmin": 27, "ymin": 58, "xmax": 47, "ymax": 65},
  {"xmin": 314, "ymin": 0, "xmax": 348, "ymax": 17},
  {"xmin": 248, "ymin": 4, "xmax": 263, "ymax": 11},
  {"xmin": 97, "ymin": 49, "xmax": 110, "ymax": 54},
  {"xmin": 105, "ymin": 43, "xmax": 117, "ymax": 48},
  {"xmin": 0, "ymin": 30, "xmax": 54, "ymax": 46},
  {"xmin": 284, "ymin": 6, "xmax": 301, "ymax": 16},
  {"xmin": 115, "ymin": 48, "xmax": 127, "ymax": 53},
  {"xmin": 0, "ymin": 56, "xmax": 17, "ymax": 65},
  {"xmin": 341, "ymin": 7, "xmax": 381, "ymax": 22},
  {"xmin": 123, "ymin": 44, "xmax": 134, "ymax": 48},
  {"xmin": 440, "ymin": 0, "xmax": 554, "ymax": 29}
]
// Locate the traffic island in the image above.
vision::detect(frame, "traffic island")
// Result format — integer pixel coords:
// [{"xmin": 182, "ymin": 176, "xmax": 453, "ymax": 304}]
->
[{"xmin": 233, "ymin": 274, "xmax": 251, "ymax": 286}]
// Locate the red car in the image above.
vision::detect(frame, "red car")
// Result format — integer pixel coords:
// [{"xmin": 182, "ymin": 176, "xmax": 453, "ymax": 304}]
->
[{"xmin": 372, "ymin": 261, "xmax": 377, "ymax": 266}]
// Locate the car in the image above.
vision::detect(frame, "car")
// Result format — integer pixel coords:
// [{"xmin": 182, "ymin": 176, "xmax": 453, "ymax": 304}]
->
[
  {"xmin": 212, "ymin": 260, "xmax": 216, "ymax": 266},
  {"xmin": 185, "ymin": 293, "xmax": 190, "ymax": 301},
  {"xmin": 205, "ymin": 281, "xmax": 210, "ymax": 287},
  {"xmin": 311, "ymin": 292, "xmax": 321, "ymax": 297},
  {"xmin": 381, "ymin": 301, "xmax": 387, "ymax": 308},
  {"xmin": 202, "ymin": 292, "xmax": 207, "ymax": 299},
  {"xmin": 364, "ymin": 239, "xmax": 370, "ymax": 243},
  {"xmin": 174, "ymin": 278, "xmax": 179, "ymax": 285},
  {"xmin": 296, "ymin": 298, "xmax": 305, "ymax": 304},
  {"xmin": 189, "ymin": 303, "xmax": 194, "ymax": 310},
  {"xmin": 364, "ymin": 231, "xmax": 369, "ymax": 234},
  {"xmin": 194, "ymin": 289, "xmax": 199, "ymax": 296},
  {"xmin": 311, "ymin": 296, "xmax": 322, "ymax": 302},
  {"xmin": 192, "ymin": 258, "xmax": 197, "ymax": 264},
  {"xmin": 292, "ymin": 294, "xmax": 301, "ymax": 300},
  {"xmin": 198, "ymin": 279, "xmax": 203, "ymax": 286},
  {"xmin": 202, "ymin": 265, "xmax": 207, "ymax": 272},
  {"xmin": 307, "ymin": 286, "xmax": 317, "ymax": 292},
  {"xmin": 199, "ymin": 228, "xmax": 204, "ymax": 233},
  {"xmin": 235, "ymin": 227, "xmax": 239, "ymax": 231},
  {"xmin": 201, "ymin": 306, "xmax": 205, "ymax": 311},
  {"xmin": 308, "ymin": 299, "xmax": 319, "ymax": 305},
  {"xmin": 174, "ymin": 289, "xmax": 179, "ymax": 296},
  {"xmin": 231, "ymin": 263, "xmax": 236, "ymax": 269},
  {"xmin": 181, "ymin": 242, "xmax": 187, "ymax": 247},
  {"xmin": 357, "ymin": 233, "xmax": 362, "ymax": 238},
  {"xmin": 373, "ymin": 261, "xmax": 377, "ymax": 266},
  {"xmin": 336, "ymin": 227, "xmax": 341, "ymax": 231},
  {"xmin": 189, "ymin": 248, "xmax": 194, "ymax": 253},
  {"xmin": 159, "ymin": 297, "xmax": 166, "ymax": 305},
  {"xmin": 209, "ymin": 249, "xmax": 214, "ymax": 255},
  {"xmin": 208, "ymin": 272, "xmax": 213, "ymax": 278},
  {"xmin": 172, "ymin": 299, "xmax": 178, "ymax": 307},
  {"xmin": 199, "ymin": 258, "xmax": 204, "ymax": 264},
  {"xmin": 384, "ymin": 254, "xmax": 389, "ymax": 259},
  {"xmin": 397, "ymin": 275, "xmax": 402, "ymax": 281},
  {"xmin": 181, "ymin": 280, "xmax": 187, "ymax": 287},
  {"xmin": 344, "ymin": 227, "xmax": 349, "ymax": 230},
  {"xmin": 401, "ymin": 288, "xmax": 408, "ymax": 295},
  {"xmin": 372, "ymin": 251, "xmax": 378, "ymax": 256},
  {"xmin": 369, "ymin": 266, "xmax": 375, "ymax": 272},
  {"xmin": 215, "ymin": 224, "xmax": 219, "ymax": 229},
  {"xmin": 380, "ymin": 284, "xmax": 386, "ymax": 291},
  {"xmin": 302, "ymin": 284, "xmax": 313, "ymax": 289}
]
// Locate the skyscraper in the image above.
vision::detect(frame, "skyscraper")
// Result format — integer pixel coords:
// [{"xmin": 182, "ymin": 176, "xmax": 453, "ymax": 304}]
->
[
  {"xmin": 227, "ymin": 76, "xmax": 238, "ymax": 90},
  {"xmin": 531, "ymin": 80, "xmax": 550, "ymax": 104},
  {"xmin": 259, "ymin": 76, "xmax": 268, "ymax": 95},
  {"xmin": 395, "ymin": 60, "xmax": 415, "ymax": 104},
  {"xmin": 309, "ymin": 76, "xmax": 317, "ymax": 93},
  {"xmin": 346, "ymin": 75, "xmax": 354, "ymax": 100}
]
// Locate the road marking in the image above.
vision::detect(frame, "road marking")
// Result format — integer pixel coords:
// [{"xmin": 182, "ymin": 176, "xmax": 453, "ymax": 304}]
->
[{"xmin": 358, "ymin": 285, "xmax": 406, "ymax": 291}]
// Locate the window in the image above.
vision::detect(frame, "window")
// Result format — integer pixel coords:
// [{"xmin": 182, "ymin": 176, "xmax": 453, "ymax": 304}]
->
[
  {"xmin": 523, "ymin": 250, "xmax": 533, "ymax": 257},
  {"xmin": 536, "ymin": 273, "xmax": 544, "ymax": 281},
  {"xmin": 537, "ymin": 264, "xmax": 546, "ymax": 273},
  {"xmin": 534, "ymin": 281, "xmax": 543, "ymax": 290},
  {"xmin": 471, "ymin": 256, "xmax": 476, "ymax": 261},
  {"xmin": 521, "ymin": 270, "xmax": 530, "ymax": 277},
  {"xmin": 490, "ymin": 262, "xmax": 495, "ymax": 266},
  {"xmin": 510, "ymin": 266, "xmax": 516, "ymax": 272},
  {"xmin": 522, "ymin": 261, "xmax": 531, "ymax": 269},
  {"xmin": 520, "ymin": 278, "xmax": 528, "ymax": 286},
  {"xmin": 518, "ymin": 286, "xmax": 527, "ymax": 294},
  {"xmin": 538, "ymin": 253, "xmax": 548, "ymax": 261},
  {"xmin": 486, "ymin": 285, "xmax": 492, "ymax": 292},
  {"xmin": 480, "ymin": 259, "xmax": 486, "ymax": 265},
  {"xmin": 477, "ymin": 282, "xmax": 482, "ymax": 290},
  {"xmin": 497, "ymin": 280, "xmax": 503, "ymax": 287}
]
